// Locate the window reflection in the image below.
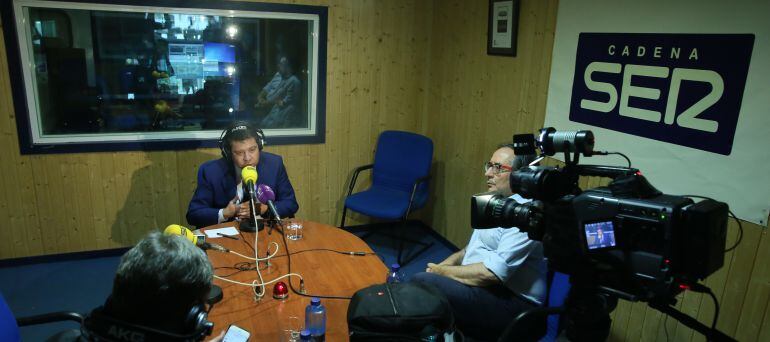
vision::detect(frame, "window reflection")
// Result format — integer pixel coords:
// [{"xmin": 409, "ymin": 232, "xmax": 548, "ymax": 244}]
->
[{"xmin": 27, "ymin": 7, "xmax": 312, "ymax": 135}]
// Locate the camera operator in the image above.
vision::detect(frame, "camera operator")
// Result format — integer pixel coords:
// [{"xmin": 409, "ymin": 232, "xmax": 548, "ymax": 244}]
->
[{"xmin": 411, "ymin": 144, "xmax": 547, "ymax": 341}]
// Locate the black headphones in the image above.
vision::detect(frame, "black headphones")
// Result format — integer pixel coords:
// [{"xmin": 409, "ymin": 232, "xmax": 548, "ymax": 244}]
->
[
  {"xmin": 219, "ymin": 121, "xmax": 266, "ymax": 161},
  {"xmin": 81, "ymin": 302, "xmax": 213, "ymax": 342}
]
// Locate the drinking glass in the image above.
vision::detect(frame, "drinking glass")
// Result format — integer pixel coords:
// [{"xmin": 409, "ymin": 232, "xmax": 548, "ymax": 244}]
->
[{"xmin": 285, "ymin": 219, "xmax": 303, "ymax": 240}]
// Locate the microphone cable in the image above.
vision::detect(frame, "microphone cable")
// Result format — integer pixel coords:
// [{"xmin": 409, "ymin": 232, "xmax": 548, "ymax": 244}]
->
[
  {"xmin": 214, "ymin": 261, "xmax": 268, "ymax": 277},
  {"xmin": 280, "ymin": 248, "xmax": 376, "ymax": 258},
  {"xmin": 593, "ymin": 150, "xmax": 632, "ymax": 168},
  {"xmin": 277, "ymin": 220, "xmax": 355, "ymax": 300},
  {"xmin": 212, "ymin": 225, "xmax": 304, "ymax": 300},
  {"xmin": 229, "ymin": 242, "xmax": 280, "ymax": 261},
  {"xmin": 212, "ymin": 222, "xmax": 377, "ymax": 300}
]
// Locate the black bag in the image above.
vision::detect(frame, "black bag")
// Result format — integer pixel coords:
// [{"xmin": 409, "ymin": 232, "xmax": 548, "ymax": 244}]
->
[{"xmin": 347, "ymin": 282, "xmax": 454, "ymax": 341}]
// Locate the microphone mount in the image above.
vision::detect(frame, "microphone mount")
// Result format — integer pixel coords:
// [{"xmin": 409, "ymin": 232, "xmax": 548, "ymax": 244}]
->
[{"xmin": 242, "ymin": 183, "xmax": 264, "ymax": 232}]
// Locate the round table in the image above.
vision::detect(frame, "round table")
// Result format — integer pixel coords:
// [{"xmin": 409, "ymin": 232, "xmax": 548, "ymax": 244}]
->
[{"xmin": 201, "ymin": 220, "xmax": 388, "ymax": 341}]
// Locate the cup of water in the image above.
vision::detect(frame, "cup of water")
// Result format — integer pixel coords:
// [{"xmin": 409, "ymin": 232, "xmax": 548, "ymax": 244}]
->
[
  {"xmin": 286, "ymin": 219, "xmax": 303, "ymax": 240},
  {"xmin": 281, "ymin": 315, "xmax": 302, "ymax": 342}
]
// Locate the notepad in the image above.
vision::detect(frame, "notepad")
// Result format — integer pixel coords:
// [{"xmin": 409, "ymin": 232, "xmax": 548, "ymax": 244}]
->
[{"xmin": 205, "ymin": 226, "xmax": 239, "ymax": 238}]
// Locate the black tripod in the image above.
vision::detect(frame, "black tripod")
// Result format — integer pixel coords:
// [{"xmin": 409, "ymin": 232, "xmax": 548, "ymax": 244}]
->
[{"xmin": 499, "ymin": 283, "xmax": 736, "ymax": 342}]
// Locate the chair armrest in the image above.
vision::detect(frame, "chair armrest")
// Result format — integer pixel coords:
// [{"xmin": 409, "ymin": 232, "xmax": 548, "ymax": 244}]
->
[
  {"xmin": 16, "ymin": 311, "xmax": 84, "ymax": 327},
  {"xmin": 498, "ymin": 306, "xmax": 563, "ymax": 342},
  {"xmin": 413, "ymin": 175, "xmax": 431, "ymax": 188},
  {"xmin": 409, "ymin": 175, "xmax": 431, "ymax": 200},
  {"xmin": 405, "ymin": 175, "xmax": 432, "ymax": 217},
  {"xmin": 347, "ymin": 164, "xmax": 374, "ymax": 196}
]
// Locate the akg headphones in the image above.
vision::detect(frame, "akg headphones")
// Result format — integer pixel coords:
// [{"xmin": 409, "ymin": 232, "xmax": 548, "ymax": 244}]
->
[
  {"xmin": 219, "ymin": 121, "xmax": 266, "ymax": 161},
  {"xmin": 82, "ymin": 300, "xmax": 213, "ymax": 342}
]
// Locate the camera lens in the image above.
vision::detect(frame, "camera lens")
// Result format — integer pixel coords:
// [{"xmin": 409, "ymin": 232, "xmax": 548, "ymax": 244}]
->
[
  {"xmin": 510, "ymin": 166, "xmax": 576, "ymax": 201},
  {"xmin": 470, "ymin": 193, "xmax": 541, "ymax": 231}
]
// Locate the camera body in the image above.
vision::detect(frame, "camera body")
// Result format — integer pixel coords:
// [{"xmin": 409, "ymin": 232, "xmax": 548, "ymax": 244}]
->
[
  {"xmin": 471, "ymin": 128, "xmax": 728, "ymax": 302},
  {"xmin": 542, "ymin": 187, "xmax": 726, "ymax": 301}
]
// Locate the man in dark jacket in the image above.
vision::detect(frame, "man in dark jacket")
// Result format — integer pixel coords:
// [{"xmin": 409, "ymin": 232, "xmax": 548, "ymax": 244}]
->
[{"xmin": 186, "ymin": 122, "xmax": 298, "ymax": 228}]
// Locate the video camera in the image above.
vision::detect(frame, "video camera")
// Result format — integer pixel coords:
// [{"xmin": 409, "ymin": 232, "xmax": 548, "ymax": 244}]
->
[{"xmin": 472, "ymin": 128, "xmax": 732, "ymax": 341}]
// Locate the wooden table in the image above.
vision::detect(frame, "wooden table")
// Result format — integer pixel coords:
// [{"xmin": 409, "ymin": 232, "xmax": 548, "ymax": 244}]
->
[{"xmin": 201, "ymin": 220, "xmax": 387, "ymax": 341}]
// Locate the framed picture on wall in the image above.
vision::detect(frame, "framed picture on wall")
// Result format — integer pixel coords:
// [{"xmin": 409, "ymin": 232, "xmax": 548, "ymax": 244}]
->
[
  {"xmin": 0, "ymin": 0, "xmax": 328, "ymax": 154},
  {"xmin": 487, "ymin": 0, "xmax": 520, "ymax": 57}
]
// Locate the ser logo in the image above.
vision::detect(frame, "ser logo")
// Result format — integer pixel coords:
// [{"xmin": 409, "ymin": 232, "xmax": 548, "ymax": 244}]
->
[{"xmin": 568, "ymin": 33, "xmax": 754, "ymax": 155}]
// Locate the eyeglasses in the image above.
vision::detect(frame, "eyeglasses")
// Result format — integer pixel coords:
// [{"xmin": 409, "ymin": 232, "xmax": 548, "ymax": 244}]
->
[{"xmin": 484, "ymin": 161, "xmax": 513, "ymax": 175}]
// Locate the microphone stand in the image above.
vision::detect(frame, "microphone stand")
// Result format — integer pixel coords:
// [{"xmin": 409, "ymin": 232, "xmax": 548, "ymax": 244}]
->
[
  {"xmin": 264, "ymin": 201, "xmax": 283, "ymax": 236},
  {"xmin": 240, "ymin": 184, "xmax": 262, "ymax": 232},
  {"xmin": 248, "ymin": 191, "xmax": 263, "ymax": 232},
  {"xmin": 272, "ymin": 217, "xmax": 285, "ymax": 236}
]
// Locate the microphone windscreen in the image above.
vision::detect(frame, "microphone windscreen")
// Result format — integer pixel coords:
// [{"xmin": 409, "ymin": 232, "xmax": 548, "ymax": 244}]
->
[
  {"xmin": 163, "ymin": 224, "xmax": 198, "ymax": 245},
  {"xmin": 241, "ymin": 166, "xmax": 258, "ymax": 184},
  {"xmin": 257, "ymin": 184, "xmax": 276, "ymax": 203}
]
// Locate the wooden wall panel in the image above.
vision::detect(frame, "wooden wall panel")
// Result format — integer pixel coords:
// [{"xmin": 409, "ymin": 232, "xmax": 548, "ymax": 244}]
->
[
  {"xmin": 0, "ymin": 0, "xmax": 432, "ymax": 257},
  {"xmin": 421, "ymin": 0, "xmax": 558, "ymax": 246}
]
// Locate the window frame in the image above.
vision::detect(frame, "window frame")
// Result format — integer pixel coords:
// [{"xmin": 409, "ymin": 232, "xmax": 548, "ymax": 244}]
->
[{"xmin": 0, "ymin": 0, "xmax": 328, "ymax": 154}]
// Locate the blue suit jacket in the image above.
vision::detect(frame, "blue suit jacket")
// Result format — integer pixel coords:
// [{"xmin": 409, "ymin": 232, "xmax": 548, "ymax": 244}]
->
[{"xmin": 186, "ymin": 152, "xmax": 299, "ymax": 228}]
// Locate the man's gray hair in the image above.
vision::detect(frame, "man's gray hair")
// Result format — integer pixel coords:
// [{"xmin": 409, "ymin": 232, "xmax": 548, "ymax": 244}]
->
[
  {"xmin": 109, "ymin": 232, "xmax": 213, "ymax": 326},
  {"xmin": 497, "ymin": 143, "xmax": 538, "ymax": 170},
  {"xmin": 511, "ymin": 154, "xmax": 538, "ymax": 171}
]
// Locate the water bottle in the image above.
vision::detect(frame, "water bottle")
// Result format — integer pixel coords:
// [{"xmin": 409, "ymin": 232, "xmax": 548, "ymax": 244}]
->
[
  {"xmin": 386, "ymin": 263, "xmax": 404, "ymax": 283},
  {"xmin": 304, "ymin": 297, "xmax": 326, "ymax": 341}
]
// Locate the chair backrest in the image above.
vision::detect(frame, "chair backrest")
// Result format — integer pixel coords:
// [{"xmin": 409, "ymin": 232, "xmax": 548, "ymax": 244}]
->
[
  {"xmin": 0, "ymin": 292, "xmax": 21, "ymax": 342},
  {"xmin": 372, "ymin": 130, "xmax": 433, "ymax": 195},
  {"xmin": 541, "ymin": 271, "xmax": 571, "ymax": 342}
]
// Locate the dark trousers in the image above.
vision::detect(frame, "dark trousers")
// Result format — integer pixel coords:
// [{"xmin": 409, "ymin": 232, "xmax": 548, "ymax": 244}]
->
[{"xmin": 411, "ymin": 272, "xmax": 536, "ymax": 342}]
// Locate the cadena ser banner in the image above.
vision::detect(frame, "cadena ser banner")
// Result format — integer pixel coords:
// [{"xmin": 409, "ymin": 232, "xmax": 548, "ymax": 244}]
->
[
  {"xmin": 569, "ymin": 33, "xmax": 754, "ymax": 156},
  {"xmin": 544, "ymin": 0, "xmax": 769, "ymax": 226}
]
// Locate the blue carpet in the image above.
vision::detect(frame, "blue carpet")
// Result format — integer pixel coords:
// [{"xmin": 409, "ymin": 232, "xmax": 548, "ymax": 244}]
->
[
  {"xmin": 343, "ymin": 220, "xmax": 459, "ymax": 281},
  {"xmin": 0, "ymin": 253, "xmax": 123, "ymax": 341},
  {"xmin": 0, "ymin": 221, "xmax": 457, "ymax": 340}
]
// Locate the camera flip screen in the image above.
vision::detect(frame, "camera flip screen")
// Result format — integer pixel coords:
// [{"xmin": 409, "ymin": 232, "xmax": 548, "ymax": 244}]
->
[{"xmin": 584, "ymin": 220, "xmax": 617, "ymax": 250}]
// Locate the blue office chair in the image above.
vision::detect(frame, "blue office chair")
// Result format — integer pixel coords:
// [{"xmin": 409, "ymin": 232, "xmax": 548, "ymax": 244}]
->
[
  {"xmin": 497, "ymin": 270, "xmax": 571, "ymax": 342},
  {"xmin": 0, "ymin": 292, "xmax": 20, "ymax": 342},
  {"xmin": 0, "ymin": 291, "xmax": 84, "ymax": 342},
  {"xmin": 340, "ymin": 130, "xmax": 434, "ymax": 266},
  {"xmin": 541, "ymin": 271, "xmax": 571, "ymax": 341}
]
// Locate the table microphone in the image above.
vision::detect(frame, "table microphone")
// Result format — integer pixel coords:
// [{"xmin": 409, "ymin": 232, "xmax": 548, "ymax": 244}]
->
[
  {"xmin": 257, "ymin": 184, "xmax": 281, "ymax": 234},
  {"xmin": 240, "ymin": 166, "xmax": 261, "ymax": 232},
  {"xmin": 163, "ymin": 224, "xmax": 229, "ymax": 253},
  {"xmin": 257, "ymin": 184, "xmax": 280, "ymax": 220}
]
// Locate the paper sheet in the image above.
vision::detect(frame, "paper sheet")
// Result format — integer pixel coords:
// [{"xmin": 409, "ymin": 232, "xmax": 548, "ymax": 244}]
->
[{"xmin": 204, "ymin": 226, "xmax": 239, "ymax": 238}]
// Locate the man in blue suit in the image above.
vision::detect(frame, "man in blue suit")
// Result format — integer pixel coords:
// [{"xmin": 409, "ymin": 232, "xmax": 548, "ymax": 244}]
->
[{"xmin": 186, "ymin": 122, "xmax": 299, "ymax": 228}]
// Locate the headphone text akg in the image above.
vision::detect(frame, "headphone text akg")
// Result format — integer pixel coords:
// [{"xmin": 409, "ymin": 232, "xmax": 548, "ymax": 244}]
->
[{"xmin": 81, "ymin": 303, "xmax": 213, "ymax": 342}]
